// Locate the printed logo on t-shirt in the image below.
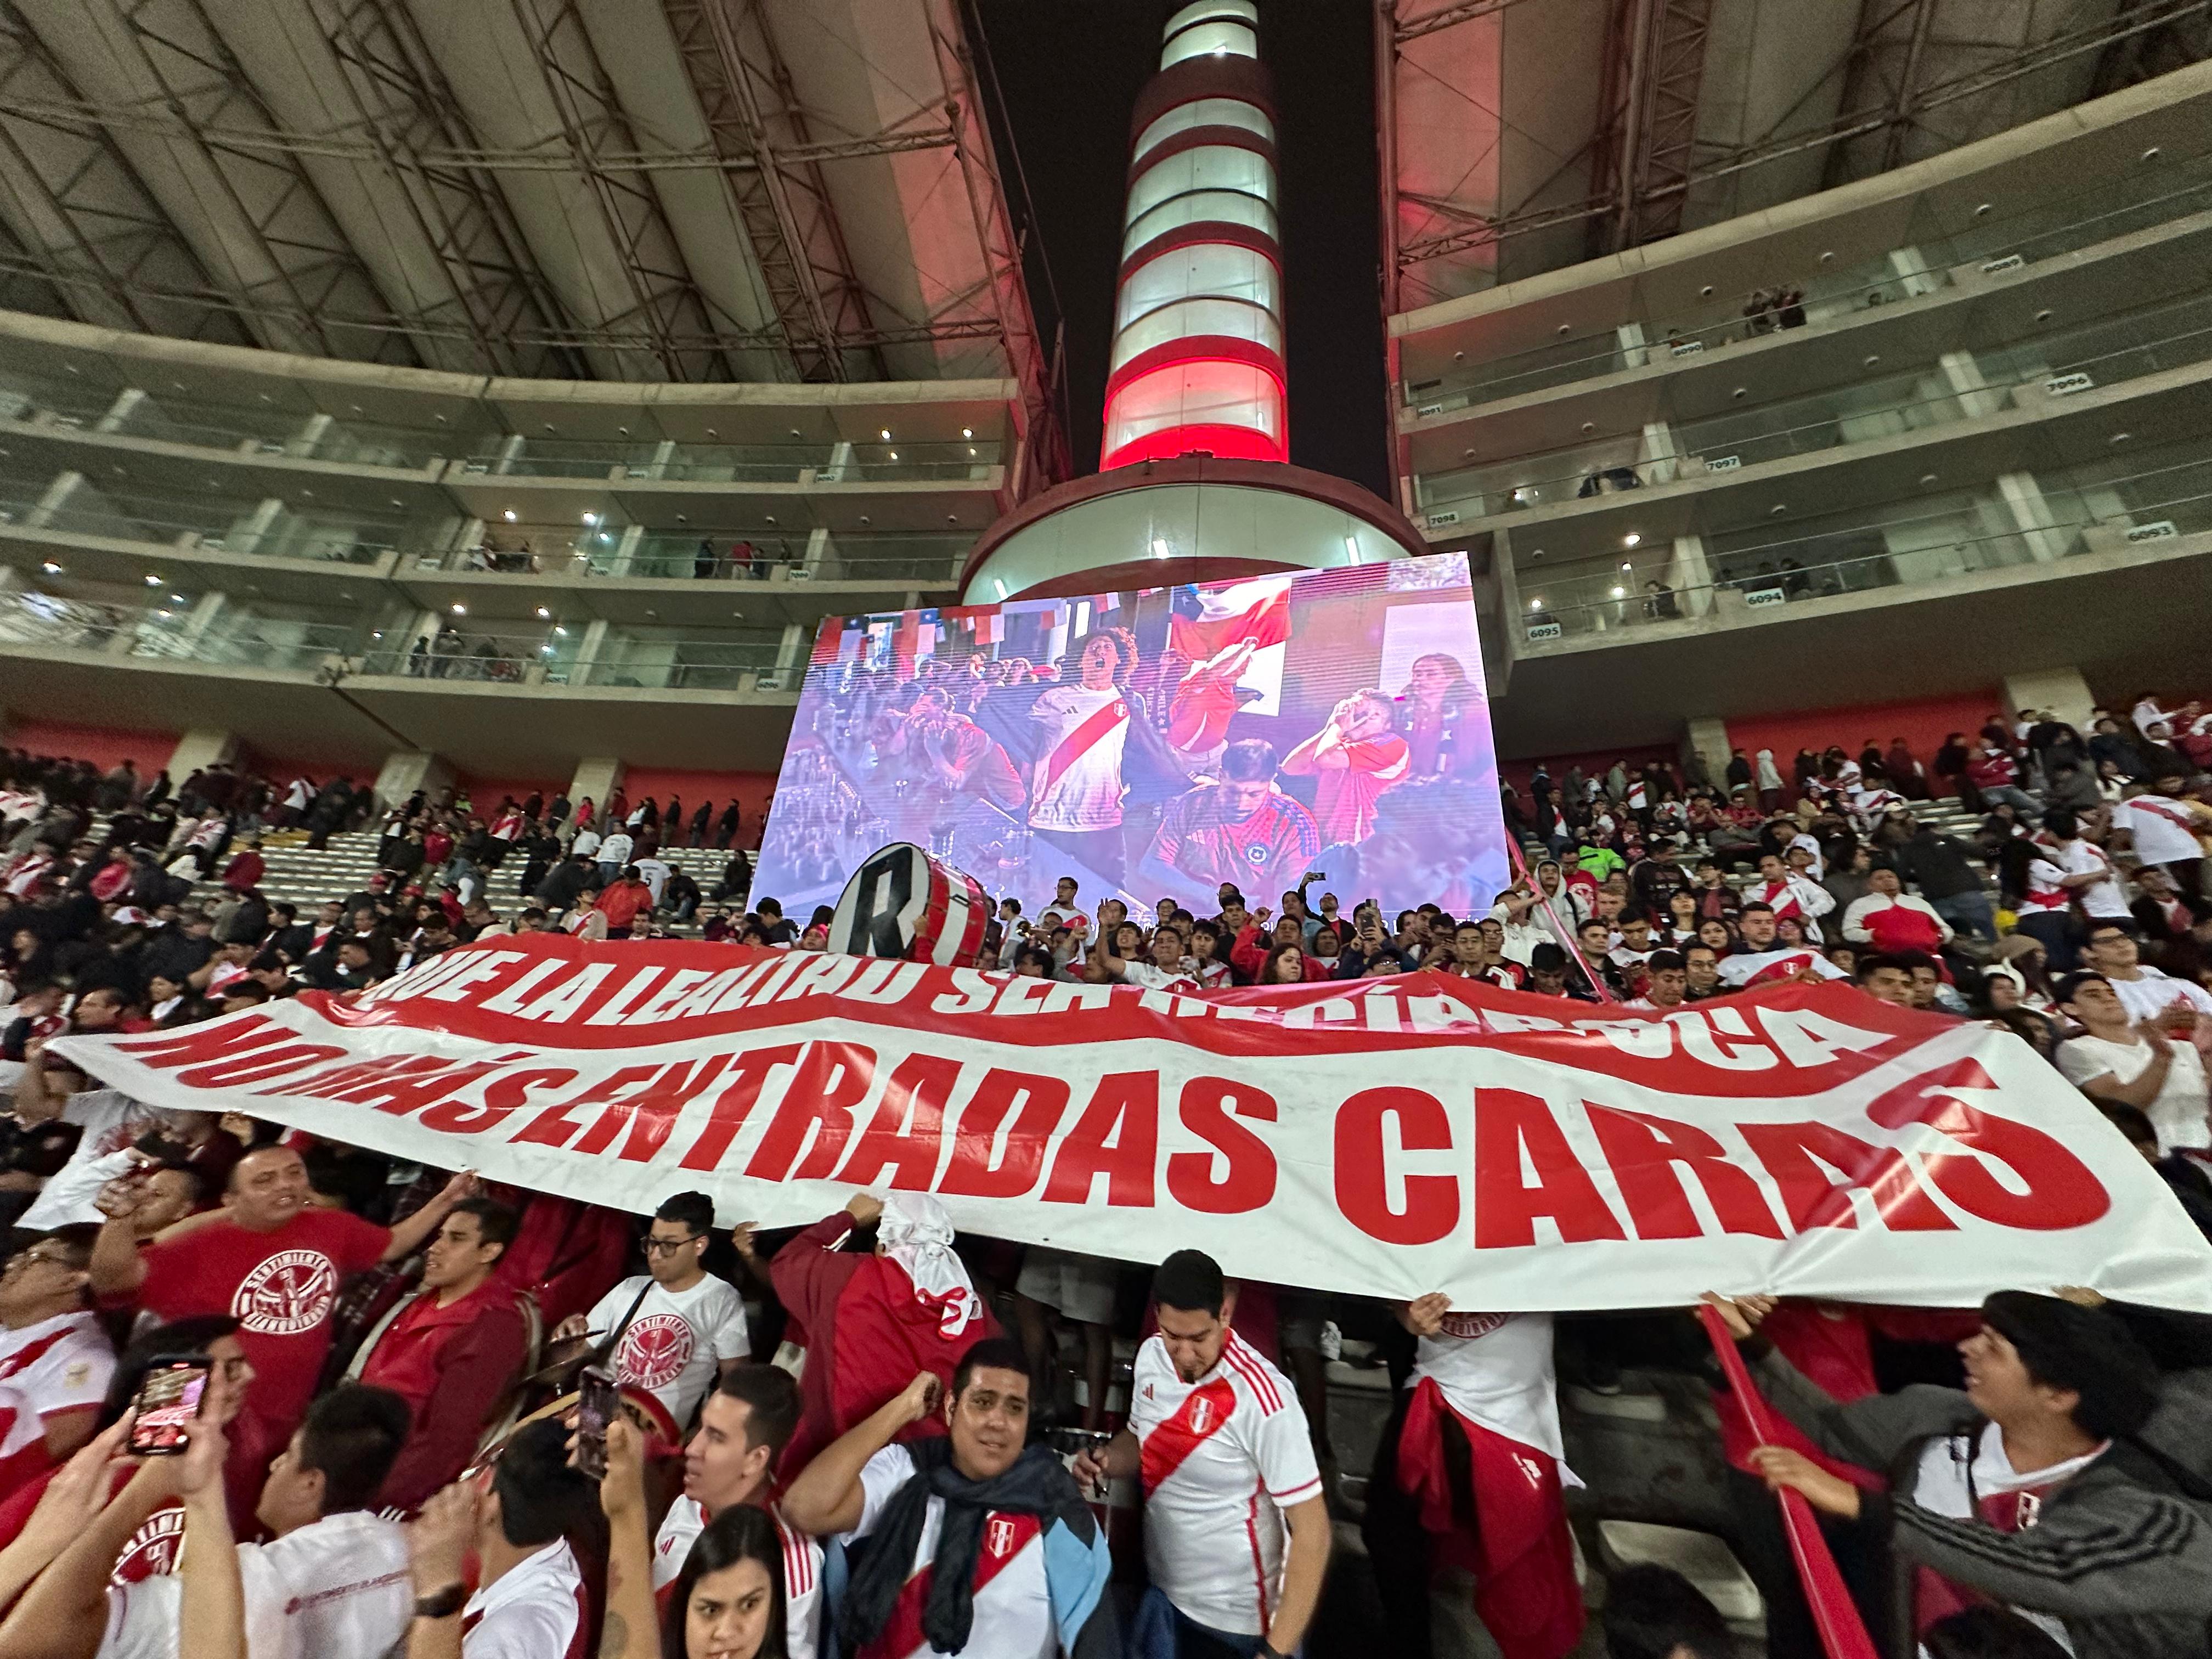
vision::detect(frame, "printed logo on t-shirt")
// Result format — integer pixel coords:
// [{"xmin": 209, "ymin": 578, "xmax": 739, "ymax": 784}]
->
[
  {"xmin": 617, "ymin": 1313, "xmax": 697, "ymax": 1389},
  {"xmin": 111, "ymin": 1505, "xmax": 185, "ymax": 1584},
  {"xmin": 1439, "ymin": 1312, "xmax": 1509, "ymax": 1341},
  {"xmin": 231, "ymin": 1250, "xmax": 340, "ymax": 1336}
]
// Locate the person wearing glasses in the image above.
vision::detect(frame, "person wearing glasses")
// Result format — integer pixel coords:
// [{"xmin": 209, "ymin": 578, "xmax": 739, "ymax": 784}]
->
[
  {"xmin": 0, "ymin": 1227, "xmax": 112, "ymax": 1485},
  {"xmin": 552, "ymin": 1193, "xmax": 749, "ymax": 1437}
]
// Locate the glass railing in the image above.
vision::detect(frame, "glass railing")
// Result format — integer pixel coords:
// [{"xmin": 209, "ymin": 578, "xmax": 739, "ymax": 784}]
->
[
  {"xmin": 1415, "ymin": 290, "xmax": 2212, "ymax": 520},
  {"xmin": 405, "ymin": 524, "xmax": 966, "ymax": 585},
  {"xmin": 0, "ymin": 370, "xmax": 463, "ymax": 469},
  {"xmin": 461, "ymin": 436, "xmax": 1000, "ymax": 483},
  {"xmin": 1404, "ymin": 146, "xmax": 2212, "ymax": 413},
  {"xmin": 0, "ymin": 590, "xmax": 359, "ymax": 671},
  {"xmin": 353, "ymin": 626, "xmax": 784, "ymax": 690},
  {"xmin": 0, "ymin": 480, "xmax": 400, "ymax": 564},
  {"xmin": 1513, "ymin": 456, "xmax": 2212, "ymax": 645},
  {"xmin": 0, "ymin": 364, "xmax": 1006, "ymax": 484},
  {"xmin": 0, "ymin": 588, "xmax": 799, "ymax": 693}
]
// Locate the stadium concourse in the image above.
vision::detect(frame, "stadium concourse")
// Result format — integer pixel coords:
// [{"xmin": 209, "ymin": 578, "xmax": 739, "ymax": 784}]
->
[{"xmin": 0, "ymin": 693, "xmax": 2209, "ymax": 1659}]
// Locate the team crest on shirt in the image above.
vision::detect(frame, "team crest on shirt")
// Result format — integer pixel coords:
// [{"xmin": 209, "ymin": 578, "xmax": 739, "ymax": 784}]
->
[
  {"xmin": 1188, "ymin": 1396, "xmax": 1217, "ymax": 1434},
  {"xmin": 618, "ymin": 1313, "xmax": 696, "ymax": 1389},
  {"xmin": 111, "ymin": 1506, "xmax": 185, "ymax": 1583},
  {"xmin": 1440, "ymin": 1312, "xmax": 1510, "ymax": 1341},
  {"xmin": 63, "ymin": 1361, "xmax": 91, "ymax": 1389},
  {"xmin": 985, "ymin": 1517, "xmax": 1018, "ymax": 1559},
  {"xmin": 231, "ymin": 1250, "xmax": 338, "ymax": 1335},
  {"xmin": 1514, "ymin": 1454, "xmax": 1545, "ymax": 1489}
]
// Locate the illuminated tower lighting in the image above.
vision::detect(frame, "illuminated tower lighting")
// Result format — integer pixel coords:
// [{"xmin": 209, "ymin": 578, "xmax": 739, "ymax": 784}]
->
[{"xmin": 1101, "ymin": 0, "xmax": 1284, "ymax": 470}]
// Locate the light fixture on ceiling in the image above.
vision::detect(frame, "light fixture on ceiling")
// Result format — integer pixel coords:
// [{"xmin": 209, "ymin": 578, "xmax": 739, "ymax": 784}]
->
[
  {"xmin": 961, "ymin": 427, "xmax": 974, "ymax": 439},
  {"xmin": 143, "ymin": 573, "xmax": 162, "ymax": 586},
  {"xmin": 879, "ymin": 429, "xmax": 891, "ymax": 441},
  {"xmin": 1623, "ymin": 532, "xmax": 1640, "ymax": 547},
  {"xmin": 1609, "ymin": 585, "xmax": 1625, "ymax": 598},
  {"xmin": 450, "ymin": 602, "xmax": 466, "ymax": 615},
  {"xmin": 1344, "ymin": 535, "xmax": 1359, "ymax": 558},
  {"xmin": 169, "ymin": 594, "xmax": 184, "ymax": 605},
  {"xmin": 888, "ymin": 451, "xmax": 898, "ymax": 461},
  {"xmin": 1528, "ymin": 597, "xmax": 1543, "ymax": 611},
  {"xmin": 582, "ymin": 512, "xmax": 596, "ymax": 524},
  {"xmin": 503, "ymin": 510, "xmax": 516, "ymax": 522},
  {"xmin": 1769, "ymin": 504, "xmax": 1788, "ymax": 516},
  {"xmin": 1919, "ymin": 473, "xmax": 1938, "ymax": 486},
  {"xmin": 40, "ymin": 561, "xmax": 60, "ymax": 575},
  {"xmin": 1150, "ymin": 538, "xmax": 1171, "ymax": 558},
  {"xmin": 554, "ymin": 625, "xmax": 568, "ymax": 636},
  {"xmin": 535, "ymin": 606, "xmax": 551, "ymax": 619},
  {"xmin": 1620, "ymin": 561, "xmax": 1633, "ymax": 572}
]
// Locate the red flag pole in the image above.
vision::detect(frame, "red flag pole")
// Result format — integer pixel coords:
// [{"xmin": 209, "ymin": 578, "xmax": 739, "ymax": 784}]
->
[
  {"xmin": 1503, "ymin": 834, "xmax": 1616, "ymax": 1003},
  {"xmin": 1696, "ymin": 1304, "xmax": 1882, "ymax": 1659}
]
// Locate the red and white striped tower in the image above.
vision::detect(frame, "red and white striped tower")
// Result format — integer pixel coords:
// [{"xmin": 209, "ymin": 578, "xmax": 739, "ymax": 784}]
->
[
  {"xmin": 962, "ymin": 0, "xmax": 1438, "ymax": 603},
  {"xmin": 1102, "ymin": 0, "xmax": 1287, "ymax": 470}
]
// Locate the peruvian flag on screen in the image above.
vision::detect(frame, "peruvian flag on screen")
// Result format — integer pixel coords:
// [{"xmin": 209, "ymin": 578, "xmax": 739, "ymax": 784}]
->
[
  {"xmin": 941, "ymin": 606, "xmax": 1005, "ymax": 646},
  {"xmin": 1167, "ymin": 576, "xmax": 1294, "ymax": 754}
]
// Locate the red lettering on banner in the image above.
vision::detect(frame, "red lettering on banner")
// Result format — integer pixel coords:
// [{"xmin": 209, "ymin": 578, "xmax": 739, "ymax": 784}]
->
[
  {"xmin": 1167, "ymin": 1079, "xmax": 1278, "ymax": 1214},
  {"xmin": 176, "ymin": 1044, "xmax": 346, "ymax": 1090},
  {"xmin": 514, "ymin": 1067, "xmax": 661, "ymax": 1149},
  {"xmin": 1585, "ymin": 1105, "xmax": 1785, "ymax": 1240},
  {"xmin": 1473, "ymin": 1091, "xmax": 1627, "ymax": 1249},
  {"xmin": 112, "ymin": 1016, "xmax": 281, "ymax": 1068},
  {"xmin": 329, "ymin": 1056, "xmax": 523, "ymax": 1120},
  {"xmin": 574, "ymin": 1056, "xmax": 734, "ymax": 1162},
  {"xmin": 1042, "ymin": 1073, "xmax": 1159, "ymax": 1207},
  {"xmin": 1335, "ymin": 1087, "xmax": 1458, "ymax": 1245},
  {"xmin": 284, "ymin": 1053, "xmax": 446, "ymax": 1101},
  {"xmin": 678, "ymin": 1046, "xmax": 803, "ymax": 1171},
  {"xmin": 836, "ymin": 1053, "xmax": 961, "ymax": 1190},
  {"xmin": 747, "ymin": 1042, "xmax": 877, "ymax": 1181},
  {"xmin": 938, "ymin": 1069, "xmax": 1070, "ymax": 1198},
  {"xmin": 1739, "ymin": 1121, "xmax": 1955, "ymax": 1232},
  {"xmin": 419, "ymin": 1067, "xmax": 577, "ymax": 1134},
  {"xmin": 1866, "ymin": 1058, "xmax": 2110, "ymax": 1229}
]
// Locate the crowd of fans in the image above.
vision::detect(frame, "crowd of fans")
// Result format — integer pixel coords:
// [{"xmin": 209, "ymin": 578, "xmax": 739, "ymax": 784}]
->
[{"xmin": 0, "ymin": 688, "xmax": 2207, "ymax": 1659}]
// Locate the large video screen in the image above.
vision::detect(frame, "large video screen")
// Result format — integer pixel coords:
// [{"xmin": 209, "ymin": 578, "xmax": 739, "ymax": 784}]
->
[{"xmin": 753, "ymin": 552, "xmax": 1506, "ymax": 927}]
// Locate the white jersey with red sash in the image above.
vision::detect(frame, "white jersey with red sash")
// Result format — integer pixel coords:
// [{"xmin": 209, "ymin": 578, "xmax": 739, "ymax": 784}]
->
[
  {"xmin": 844, "ymin": 1444, "xmax": 1051, "ymax": 1659},
  {"xmin": 1129, "ymin": 1331, "xmax": 1321, "ymax": 1639},
  {"xmin": 1746, "ymin": 877, "xmax": 1829, "ymax": 938},
  {"xmin": 459, "ymin": 1538, "xmax": 588, "ymax": 1659},
  {"xmin": 0, "ymin": 1385, "xmax": 47, "ymax": 1496},
  {"xmin": 652, "ymin": 1496, "xmax": 820, "ymax": 1659},
  {"xmin": 0, "ymin": 1311, "xmax": 112, "ymax": 1429},
  {"xmin": 1029, "ymin": 686, "xmax": 1129, "ymax": 831},
  {"xmin": 1909, "ymin": 1423, "xmax": 2106, "ymax": 1650},
  {"xmin": 1717, "ymin": 947, "xmax": 1848, "ymax": 989},
  {"xmin": 1397, "ymin": 1314, "xmax": 1585, "ymax": 1659}
]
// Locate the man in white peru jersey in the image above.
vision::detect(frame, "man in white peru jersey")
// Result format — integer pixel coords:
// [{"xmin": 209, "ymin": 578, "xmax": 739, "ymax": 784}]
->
[
  {"xmin": 1073, "ymin": 1250, "xmax": 1330, "ymax": 1658},
  {"xmin": 782, "ymin": 1336, "xmax": 1115, "ymax": 1659},
  {"xmin": 1361, "ymin": 1295, "xmax": 1585, "ymax": 1659},
  {"xmin": 651, "ymin": 1364, "xmax": 820, "ymax": 1659}
]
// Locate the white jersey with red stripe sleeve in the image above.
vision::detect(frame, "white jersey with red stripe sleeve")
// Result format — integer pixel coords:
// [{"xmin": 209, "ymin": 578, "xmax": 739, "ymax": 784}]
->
[
  {"xmin": 459, "ymin": 1538, "xmax": 586, "ymax": 1659},
  {"xmin": 651, "ymin": 1496, "xmax": 820, "ymax": 1659},
  {"xmin": 0, "ymin": 1311, "xmax": 113, "ymax": 1427},
  {"xmin": 1130, "ymin": 1330, "xmax": 1322, "ymax": 1639}
]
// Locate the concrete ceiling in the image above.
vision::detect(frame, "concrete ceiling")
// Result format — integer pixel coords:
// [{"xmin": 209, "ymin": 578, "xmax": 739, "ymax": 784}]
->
[
  {"xmin": 0, "ymin": 0, "xmax": 1060, "ymax": 466},
  {"xmin": 1380, "ymin": 0, "xmax": 2212, "ymax": 314}
]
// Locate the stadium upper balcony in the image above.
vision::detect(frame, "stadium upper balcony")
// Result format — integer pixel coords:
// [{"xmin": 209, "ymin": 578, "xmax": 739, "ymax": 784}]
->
[{"xmin": 1381, "ymin": 64, "xmax": 2212, "ymax": 755}]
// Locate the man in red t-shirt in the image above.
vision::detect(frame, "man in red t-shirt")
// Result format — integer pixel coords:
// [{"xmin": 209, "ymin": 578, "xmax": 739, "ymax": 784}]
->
[
  {"xmin": 88, "ymin": 1146, "xmax": 475, "ymax": 1448},
  {"xmin": 1139, "ymin": 740, "xmax": 1322, "ymax": 917},
  {"xmin": 1282, "ymin": 689, "xmax": 1413, "ymax": 844}
]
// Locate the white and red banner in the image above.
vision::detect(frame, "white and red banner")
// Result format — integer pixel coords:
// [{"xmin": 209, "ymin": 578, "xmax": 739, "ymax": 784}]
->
[{"xmin": 51, "ymin": 936, "xmax": 2212, "ymax": 1312}]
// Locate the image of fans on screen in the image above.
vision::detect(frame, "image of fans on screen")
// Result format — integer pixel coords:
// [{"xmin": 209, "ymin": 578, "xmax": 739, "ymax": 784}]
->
[{"xmin": 752, "ymin": 551, "xmax": 1508, "ymax": 925}]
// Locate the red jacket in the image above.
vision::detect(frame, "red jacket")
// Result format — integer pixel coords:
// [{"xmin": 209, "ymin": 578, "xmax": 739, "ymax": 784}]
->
[
  {"xmin": 769, "ymin": 1211, "xmax": 1000, "ymax": 1481},
  {"xmin": 222, "ymin": 850, "xmax": 264, "ymax": 892},
  {"xmin": 1229, "ymin": 923, "xmax": 1331, "ymax": 982},
  {"xmin": 362, "ymin": 1279, "xmax": 530, "ymax": 1511}
]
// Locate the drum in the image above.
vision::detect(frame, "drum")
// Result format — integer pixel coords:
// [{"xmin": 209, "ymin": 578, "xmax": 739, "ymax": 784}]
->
[{"xmin": 830, "ymin": 843, "xmax": 991, "ymax": 964}]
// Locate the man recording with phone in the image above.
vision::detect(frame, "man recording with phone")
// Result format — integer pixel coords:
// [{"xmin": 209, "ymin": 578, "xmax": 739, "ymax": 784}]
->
[{"xmin": 1, "ymin": 1382, "xmax": 416, "ymax": 1659}]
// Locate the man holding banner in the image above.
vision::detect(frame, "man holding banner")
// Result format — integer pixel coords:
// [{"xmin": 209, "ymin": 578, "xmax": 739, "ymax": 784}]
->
[{"xmin": 1714, "ymin": 1289, "xmax": 2212, "ymax": 1659}]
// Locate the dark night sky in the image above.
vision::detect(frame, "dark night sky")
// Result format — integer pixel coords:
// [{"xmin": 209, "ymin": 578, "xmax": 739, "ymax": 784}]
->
[{"xmin": 969, "ymin": 1, "xmax": 1392, "ymax": 499}]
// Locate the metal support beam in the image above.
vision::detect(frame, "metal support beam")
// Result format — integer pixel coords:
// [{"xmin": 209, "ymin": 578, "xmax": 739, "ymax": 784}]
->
[
  {"xmin": 504, "ymin": 0, "xmax": 743, "ymax": 381},
  {"xmin": 1878, "ymin": 0, "xmax": 1940, "ymax": 171},
  {"xmin": 1398, "ymin": 0, "xmax": 2212, "ymax": 270},
  {"xmin": 313, "ymin": 0, "xmax": 589, "ymax": 380},
  {"xmin": 662, "ymin": 0, "xmax": 883, "ymax": 383},
  {"xmin": 103, "ymin": 0, "xmax": 419, "ymax": 363},
  {"xmin": 0, "ymin": 0, "xmax": 256, "ymax": 343}
]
